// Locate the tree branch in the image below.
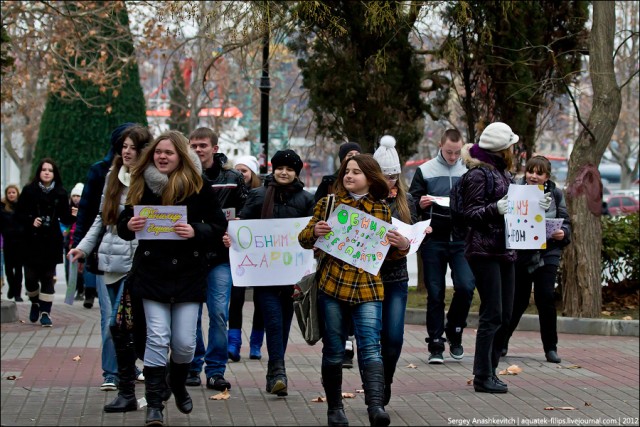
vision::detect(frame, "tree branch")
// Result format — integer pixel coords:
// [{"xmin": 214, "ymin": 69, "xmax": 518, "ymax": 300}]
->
[{"xmin": 563, "ymin": 80, "xmax": 597, "ymax": 142}]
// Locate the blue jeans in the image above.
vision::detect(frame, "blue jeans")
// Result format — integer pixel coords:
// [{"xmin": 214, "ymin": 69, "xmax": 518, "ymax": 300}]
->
[
  {"xmin": 421, "ymin": 240, "xmax": 475, "ymax": 352},
  {"xmin": 190, "ymin": 263, "xmax": 232, "ymax": 378},
  {"xmin": 381, "ymin": 281, "xmax": 408, "ymax": 381},
  {"xmin": 96, "ymin": 275, "xmax": 124, "ymax": 381},
  {"xmin": 143, "ymin": 299, "xmax": 200, "ymax": 367},
  {"xmin": 319, "ymin": 290, "xmax": 382, "ymax": 369},
  {"xmin": 83, "ymin": 269, "xmax": 97, "ymax": 290},
  {"xmin": 254, "ymin": 285, "xmax": 294, "ymax": 362}
]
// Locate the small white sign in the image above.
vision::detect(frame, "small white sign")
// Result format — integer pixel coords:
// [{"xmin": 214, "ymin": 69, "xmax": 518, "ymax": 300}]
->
[
  {"xmin": 134, "ymin": 205, "xmax": 187, "ymax": 240},
  {"xmin": 391, "ymin": 218, "xmax": 431, "ymax": 255}
]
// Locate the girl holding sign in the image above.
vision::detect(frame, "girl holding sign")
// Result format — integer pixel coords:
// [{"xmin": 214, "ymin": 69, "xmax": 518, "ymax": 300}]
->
[
  {"xmin": 299, "ymin": 154, "xmax": 410, "ymax": 427},
  {"xmin": 227, "ymin": 149, "xmax": 314, "ymax": 398},
  {"xmin": 503, "ymin": 155, "xmax": 571, "ymax": 364},
  {"xmin": 373, "ymin": 135, "xmax": 418, "ymax": 407},
  {"xmin": 118, "ymin": 131, "xmax": 227, "ymax": 426}
]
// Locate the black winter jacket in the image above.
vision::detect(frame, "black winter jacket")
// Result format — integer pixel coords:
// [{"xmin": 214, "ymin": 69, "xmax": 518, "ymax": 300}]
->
[
  {"xmin": 239, "ymin": 175, "xmax": 314, "ymax": 220},
  {"xmin": 460, "ymin": 146, "xmax": 516, "ymax": 262},
  {"xmin": 16, "ymin": 182, "xmax": 76, "ymax": 267},
  {"xmin": 117, "ymin": 181, "xmax": 227, "ymax": 303},
  {"xmin": 379, "ymin": 193, "xmax": 417, "ymax": 284},
  {"xmin": 203, "ymin": 153, "xmax": 248, "ymax": 266}
]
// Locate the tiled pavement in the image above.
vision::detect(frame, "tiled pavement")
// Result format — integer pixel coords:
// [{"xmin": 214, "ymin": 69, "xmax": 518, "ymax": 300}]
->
[{"xmin": 1, "ymin": 279, "xmax": 639, "ymax": 426}]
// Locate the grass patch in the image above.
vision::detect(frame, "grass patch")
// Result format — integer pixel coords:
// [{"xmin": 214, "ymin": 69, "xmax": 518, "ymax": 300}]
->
[{"xmin": 407, "ymin": 288, "xmax": 638, "ymax": 320}]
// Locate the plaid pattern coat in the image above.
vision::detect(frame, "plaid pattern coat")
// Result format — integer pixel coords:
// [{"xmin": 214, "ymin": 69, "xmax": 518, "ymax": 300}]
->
[{"xmin": 298, "ymin": 191, "xmax": 409, "ymax": 304}]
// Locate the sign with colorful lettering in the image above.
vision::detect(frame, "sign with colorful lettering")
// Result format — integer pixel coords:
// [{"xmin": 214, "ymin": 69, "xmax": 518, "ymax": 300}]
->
[
  {"xmin": 391, "ymin": 218, "xmax": 431, "ymax": 256},
  {"xmin": 227, "ymin": 217, "xmax": 314, "ymax": 286},
  {"xmin": 134, "ymin": 205, "xmax": 187, "ymax": 240},
  {"xmin": 314, "ymin": 204, "xmax": 395, "ymax": 275},
  {"xmin": 222, "ymin": 208, "xmax": 236, "ymax": 221},
  {"xmin": 504, "ymin": 185, "xmax": 546, "ymax": 249}
]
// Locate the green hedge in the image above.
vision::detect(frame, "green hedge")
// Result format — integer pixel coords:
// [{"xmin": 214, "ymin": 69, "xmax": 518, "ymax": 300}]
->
[{"xmin": 602, "ymin": 213, "xmax": 639, "ymax": 284}]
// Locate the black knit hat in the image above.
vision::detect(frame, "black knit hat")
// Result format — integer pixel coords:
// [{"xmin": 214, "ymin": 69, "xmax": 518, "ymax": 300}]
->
[
  {"xmin": 339, "ymin": 142, "xmax": 362, "ymax": 163},
  {"xmin": 271, "ymin": 149, "xmax": 303, "ymax": 176}
]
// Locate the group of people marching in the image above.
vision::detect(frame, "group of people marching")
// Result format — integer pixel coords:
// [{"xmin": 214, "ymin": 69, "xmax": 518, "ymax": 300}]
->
[{"xmin": 0, "ymin": 121, "xmax": 571, "ymax": 427}]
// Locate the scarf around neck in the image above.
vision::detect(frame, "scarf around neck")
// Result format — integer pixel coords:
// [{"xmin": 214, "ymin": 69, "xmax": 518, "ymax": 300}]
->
[
  {"xmin": 38, "ymin": 181, "xmax": 55, "ymax": 193},
  {"xmin": 260, "ymin": 179, "xmax": 301, "ymax": 219}
]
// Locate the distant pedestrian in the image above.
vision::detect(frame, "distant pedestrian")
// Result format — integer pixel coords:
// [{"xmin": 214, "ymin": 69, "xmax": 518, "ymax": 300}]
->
[
  {"xmin": 226, "ymin": 155, "xmax": 265, "ymax": 361},
  {"xmin": 373, "ymin": 136, "xmax": 417, "ymax": 406},
  {"xmin": 118, "ymin": 130, "xmax": 227, "ymax": 426},
  {"xmin": 409, "ymin": 129, "xmax": 476, "ymax": 364},
  {"xmin": 225, "ymin": 149, "xmax": 314, "ymax": 398},
  {"xmin": 16, "ymin": 158, "xmax": 77, "ymax": 327},
  {"xmin": 64, "ymin": 183, "xmax": 85, "ymax": 300},
  {"xmin": 1, "ymin": 184, "xmax": 25, "ymax": 302},
  {"xmin": 503, "ymin": 155, "xmax": 571, "ymax": 364},
  {"xmin": 459, "ymin": 122, "xmax": 518, "ymax": 394},
  {"xmin": 299, "ymin": 154, "xmax": 410, "ymax": 427}
]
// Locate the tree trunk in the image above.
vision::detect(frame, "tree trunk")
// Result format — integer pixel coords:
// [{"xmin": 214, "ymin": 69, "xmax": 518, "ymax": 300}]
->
[{"xmin": 562, "ymin": 1, "xmax": 622, "ymax": 318}]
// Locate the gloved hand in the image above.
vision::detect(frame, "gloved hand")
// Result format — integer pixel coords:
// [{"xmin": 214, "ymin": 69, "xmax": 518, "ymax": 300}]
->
[
  {"xmin": 539, "ymin": 192, "xmax": 552, "ymax": 211},
  {"xmin": 497, "ymin": 195, "xmax": 509, "ymax": 215}
]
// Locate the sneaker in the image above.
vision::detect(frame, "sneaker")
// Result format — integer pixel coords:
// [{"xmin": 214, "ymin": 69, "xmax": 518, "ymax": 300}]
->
[
  {"xmin": 39, "ymin": 312, "xmax": 52, "ymax": 327},
  {"xmin": 448, "ymin": 342, "xmax": 464, "ymax": 360},
  {"xmin": 185, "ymin": 371, "xmax": 201, "ymax": 386},
  {"xmin": 135, "ymin": 367, "xmax": 145, "ymax": 382},
  {"xmin": 29, "ymin": 303, "xmax": 40, "ymax": 323},
  {"xmin": 342, "ymin": 349, "xmax": 354, "ymax": 369},
  {"xmin": 101, "ymin": 376, "xmax": 118, "ymax": 391},
  {"xmin": 428, "ymin": 351, "xmax": 444, "ymax": 364},
  {"xmin": 206, "ymin": 376, "xmax": 231, "ymax": 391}
]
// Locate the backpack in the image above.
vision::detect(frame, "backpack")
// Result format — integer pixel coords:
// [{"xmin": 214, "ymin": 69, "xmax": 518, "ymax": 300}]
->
[{"xmin": 450, "ymin": 167, "xmax": 495, "ymax": 235}]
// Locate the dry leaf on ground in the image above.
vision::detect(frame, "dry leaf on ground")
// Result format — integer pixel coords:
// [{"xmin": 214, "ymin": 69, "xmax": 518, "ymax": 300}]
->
[
  {"xmin": 544, "ymin": 406, "xmax": 576, "ymax": 411},
  {"xmin": 406, "ymin": 363, "xmax": 417, "ymax": 369},
  {"xmin": 6, "ymin": 375, "xmax": 20, "ymax": 380},
  {"xmin": 584, "ymin": 402, "xmax": 592, "ymax": 407},
  {"xmin": 622, "ymin": 316, "xmax": 632, "ymax": 320},
  {"xmin": 209, "ymin": 389, "xmax": 230, "ymax": 400},
  {"xmin": 72, "ymin": 355, "xmax": 81, "ymax": 362},
  {"xmin": 557, "ymin": 365, "xmax": 582, "ymax": 369},
  {"xmin": 356, "ymin": 389, "xmax": 364, "ymax": 393},
  {"xmin": 499, "ymin": 365, "xmax": 522, "ymax": 375},
  {"xmin": 601, "ymin": 311, "xmax": 613, "ymax": 316},
  {"xmin": 341, "ymin": 392, "xmax": 355, "ymax": 399},
  {"xmin": 311, "ymin": 396, "xmax": 326, "ymax": 403},
  {"xmin": 466, "ymin": 378, "xmax": 473, "ymax": 385}
]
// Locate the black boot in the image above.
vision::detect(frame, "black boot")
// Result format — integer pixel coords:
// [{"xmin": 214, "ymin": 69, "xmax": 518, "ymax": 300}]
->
[
  {"xmin": 322, "ymin": 364, "xmax": 349, "ymax": 426},
  {"xmin": 143, "ymin": 366, "xmax": 166, "ymax": 426},
  {"xmin": 168, "ymin": 359, "xmax": 193, "ymax": 414},
  {"xmin": 104, "ymin": 329, "xmax": 138, "ymax": 413},
  {"xmin": 382, "ymin": 361, "xmax": 396, "ymax": 407},
  {"xmin": 362, "ymin": 361, "xmax": 390, "ymax": 427},
  {"xmin": 266, "ymin": 359, "xmax": 288, "ymax": 396}
]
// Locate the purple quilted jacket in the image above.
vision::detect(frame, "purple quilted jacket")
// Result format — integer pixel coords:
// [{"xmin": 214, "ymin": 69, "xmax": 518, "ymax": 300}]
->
[{"xmin": 460, "ymin": 144, "xmax": 516, "ymax": 262}]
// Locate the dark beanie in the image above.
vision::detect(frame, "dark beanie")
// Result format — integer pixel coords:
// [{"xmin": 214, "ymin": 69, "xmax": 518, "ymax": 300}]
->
[
  {"xmin": 339, "ymin": 142, "xmax": 363, "ymax": 163},
  {"xmin": 271, "ymin": 149, "xmax": 303, "ymax": 176},
  {"xmin": 111, "ymin": 122, "xmax": 136, "ymax": 156}
]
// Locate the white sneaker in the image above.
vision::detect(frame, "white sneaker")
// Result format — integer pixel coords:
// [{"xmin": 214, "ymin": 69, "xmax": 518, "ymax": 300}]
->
[{"xmin": 136, "ymin": 372, "xmax": 145, "ymax": 382}]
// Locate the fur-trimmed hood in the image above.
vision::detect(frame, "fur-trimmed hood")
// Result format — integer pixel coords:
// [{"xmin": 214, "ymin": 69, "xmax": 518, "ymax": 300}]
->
[{"xmin": 461, "ymin": 143, "xmax": 504, "ymax": 170}]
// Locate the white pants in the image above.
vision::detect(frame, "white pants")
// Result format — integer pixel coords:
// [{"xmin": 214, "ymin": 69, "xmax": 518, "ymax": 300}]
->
[{"xmin": 143, "ymin": 299, "xmax": 200, "ymax": 367}]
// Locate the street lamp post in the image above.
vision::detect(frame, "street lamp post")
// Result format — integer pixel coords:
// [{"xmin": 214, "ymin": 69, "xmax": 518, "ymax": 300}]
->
[{"xmin": 259, "ymin": 32, "xmax": 271, "ymax": 175}]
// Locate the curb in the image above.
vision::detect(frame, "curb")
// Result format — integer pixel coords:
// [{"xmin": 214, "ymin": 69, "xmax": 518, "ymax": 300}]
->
[
  {"xmin": 0, "ymin": 300, "xmax": 18, "ymax": 323},
  {"xmin": 405, "ymin": 308, "xmax": 639, "ymax": 337}
]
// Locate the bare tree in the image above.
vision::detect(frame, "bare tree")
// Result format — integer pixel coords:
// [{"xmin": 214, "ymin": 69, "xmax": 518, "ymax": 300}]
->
[{"xmin": 562, "ymin": 1, "xmax": 622, "ymax": 318}]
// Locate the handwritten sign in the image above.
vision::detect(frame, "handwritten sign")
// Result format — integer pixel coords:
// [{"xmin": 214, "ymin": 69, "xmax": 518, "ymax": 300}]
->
[
  {"xmin": 228, "ymin": 217, "xmax": 314, "ymax": 286},
  {"xmin": 546, "ymin": 218, "xmax": 564, "ymax": 239},
  {"xmin": 134, "ymin": 205, "xmax": 187, "ymax": 240},
  {"xmin": 222, "ymin": 208, "xmax": 236, "ymax": 221},
  {"xmin": 504, "ymin": 185, "xmax": 546, "ymax": 249},
  {"xmin": 314, "ymin": 204, "xmax": 395, "ymax": 275},
  {"xmin": 427, "ymin": 195, "xmax": 450, "ymax": 208},
  {"xmin": 391, "ymin": 218, "xmax": 431, "ymax": 255}
]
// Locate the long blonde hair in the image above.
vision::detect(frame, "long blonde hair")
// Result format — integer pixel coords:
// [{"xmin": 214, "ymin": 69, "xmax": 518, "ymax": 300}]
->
[
  {"xmin": 393, "ymin": 177, "xmax": 412, "ymax": 223},
  {"xmin": 127, "ymin": 131, "xmax": 203, "ymax": 206}
]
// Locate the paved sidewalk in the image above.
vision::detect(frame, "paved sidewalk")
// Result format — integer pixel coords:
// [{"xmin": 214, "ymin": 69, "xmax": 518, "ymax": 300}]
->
[{"xmin": 1, "ymin": 278, "xmax": 639, "ymax": 426}]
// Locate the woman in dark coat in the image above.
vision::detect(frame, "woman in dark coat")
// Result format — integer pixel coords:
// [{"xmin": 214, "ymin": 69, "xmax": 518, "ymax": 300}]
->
[
  {"xmin": 225, "ymin": 149, "xmax": 314, "ymax": 398},
  {"xmin": 118, "ymin": 130, "xmax": 227, "ymax": 426},
  {"xmin": 16, "ymin": 158, "xmax": 76, "ymax": 326},
  {"xmin": 1, "ymin": 184, "xmax": 25, "ymax": 302},
  {"xmin": 459, "ymin": 123, "xmax": 518, "ymax": 394}
]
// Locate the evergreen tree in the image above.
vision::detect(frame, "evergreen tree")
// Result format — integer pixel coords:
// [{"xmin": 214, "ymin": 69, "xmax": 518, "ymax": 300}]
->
[
  {"xmin": 167, "ymin": 60, "xmax": 189, "ymax": 135},
  {"xmin": 288, "ymin": 1, "xmax": 429, "ymax": 158},
  {"xmin": 33, "ymin": 2, "xmax": 147, "ymax": 190}
]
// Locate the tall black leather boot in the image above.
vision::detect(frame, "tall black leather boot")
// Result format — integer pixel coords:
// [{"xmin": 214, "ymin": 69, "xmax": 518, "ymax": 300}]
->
[
  {"xmin": 104, "ymin": 328, "xmax": 137, "ymax": 413},
  {"xmin": 266, "ymin": 359, "xmax": 288, "ymax": 396},
  {"xmin": 362, "ymin": 361, "xmax": 390, "ymax": 427},
  {"xmin": 143, "ymin": 366, "xmax": 166, "ymax": 426},
  {"xmin": 322, "ymin": 364, "xmax": 349, "ymax": 426},
  {"xmin": 382, "ymin": 360, "xmax": 396, "ymax": 407},
  {"xmin": 168, "ymin": 359, "xmax": 193, "ymax": 414}
]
